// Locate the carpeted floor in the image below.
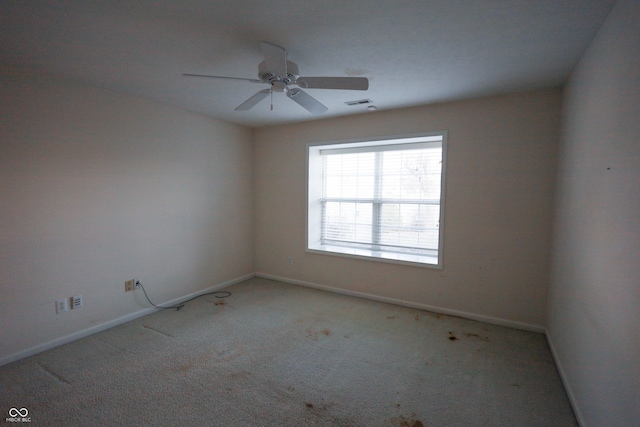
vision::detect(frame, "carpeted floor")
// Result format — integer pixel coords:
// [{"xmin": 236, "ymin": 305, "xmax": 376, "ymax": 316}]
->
[{"xmin": 0, "ymin": 277, "xmax": 577, "ymax": 426}]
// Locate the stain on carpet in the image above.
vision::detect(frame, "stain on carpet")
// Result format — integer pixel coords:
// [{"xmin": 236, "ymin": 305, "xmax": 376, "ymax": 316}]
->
[
  {"xmin": 303, "ymin": 400, "xmax": 333, "ymax": 413},
  {"xmin": 448, "ymin": 331, "xmax": 458, "ymax": 341},
  {"xmin": 306, "ymin": 328, "xmax": 331, "ymax": 341},
  {"xmin": 170, "ymin": 354, "xmax": 207, "ymax": 373},
  {"xmin": 392, "ymin": 415, "xmax": 426, "ymax": 427}
]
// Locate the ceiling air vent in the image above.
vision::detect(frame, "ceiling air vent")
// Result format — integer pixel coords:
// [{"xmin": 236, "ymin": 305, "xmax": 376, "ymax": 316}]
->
[{"xmin": 345, "ymin": 99, "xmax": 373, "ymax": 106}]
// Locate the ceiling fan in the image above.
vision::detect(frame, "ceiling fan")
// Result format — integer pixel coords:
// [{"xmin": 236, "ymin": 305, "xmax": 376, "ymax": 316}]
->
[{"xmin": 183, "ymin": 42, "xmax": 369, "ymax": 115}]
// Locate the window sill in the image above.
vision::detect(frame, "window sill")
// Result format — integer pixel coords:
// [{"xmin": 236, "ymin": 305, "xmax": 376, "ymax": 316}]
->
[{"xmin": 307, "ymin": 244, "xmax": 441, "ymax": 269}]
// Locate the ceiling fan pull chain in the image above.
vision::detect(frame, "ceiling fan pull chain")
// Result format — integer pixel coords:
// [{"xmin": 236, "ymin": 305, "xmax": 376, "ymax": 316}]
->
[{"xmin": 270, "ymin": 90, "xmax": 273, "ymax": 111}]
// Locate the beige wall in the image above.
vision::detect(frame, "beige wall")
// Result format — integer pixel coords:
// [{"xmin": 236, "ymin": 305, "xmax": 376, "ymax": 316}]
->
[
  {"xmin": 548, "ymin": 0, "xmax": 640, "ymax": 425},
  {"xmin": 0, "ymin": 69, "xmax": 254, "ymax": 363},
  {"xmin": 254, "ymin": 88, "xmax": 561, "ymax": 330}
]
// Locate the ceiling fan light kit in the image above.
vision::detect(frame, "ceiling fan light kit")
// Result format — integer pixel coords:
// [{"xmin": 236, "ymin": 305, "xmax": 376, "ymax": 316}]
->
[{"xmin": 184, "ymin": 41, "xmax": 369, "ymax": 115}]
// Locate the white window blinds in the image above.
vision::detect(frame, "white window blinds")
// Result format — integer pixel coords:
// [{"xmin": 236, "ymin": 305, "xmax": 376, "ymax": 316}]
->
[{"xmin": 320, "ymin": 139, "xmax": 443, "ymax": 258}]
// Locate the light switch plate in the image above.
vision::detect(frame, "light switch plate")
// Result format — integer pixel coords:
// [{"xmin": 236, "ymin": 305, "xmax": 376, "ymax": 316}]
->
[{"xmin": 72, "ymin": 294, "xmax": 83, "ymax": 309}]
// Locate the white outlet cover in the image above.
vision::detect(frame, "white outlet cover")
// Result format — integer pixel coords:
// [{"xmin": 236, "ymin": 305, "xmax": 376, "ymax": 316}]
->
[{"xmin": 56, "ymin": 299, "xmax": 69, "ymax": 314}]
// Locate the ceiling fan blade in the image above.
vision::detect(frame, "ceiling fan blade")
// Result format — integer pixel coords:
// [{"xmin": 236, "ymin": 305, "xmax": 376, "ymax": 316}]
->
[
  {"xmin": 235, "ymin": 89, "xmax": 271, "ymax": 111},
  {"xmin": 296, "ymin": 77, "xmax": 369, "ymax": 91},
  {"xmin": 260, "ymin": 41, "xmax": 287, "ymax": 78},
  {"xmin": 182, "ymin": 74, "xmax": 262, "ymax": 83},
  {"xmin": 286, "ymin": 88, "xmax": 328, "ymax": 115}
]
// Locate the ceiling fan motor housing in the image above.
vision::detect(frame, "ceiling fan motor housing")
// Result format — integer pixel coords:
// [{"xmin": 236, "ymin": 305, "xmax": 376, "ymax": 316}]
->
[{"xmin": 258, "ymin": 60, "xmax": 300, "ymax": 87}]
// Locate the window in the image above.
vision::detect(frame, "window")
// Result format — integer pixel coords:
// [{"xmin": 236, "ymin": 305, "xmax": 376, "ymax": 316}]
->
[{"xmin": 307, "ymin": 132, "xmax": 447, "ymax": 268}]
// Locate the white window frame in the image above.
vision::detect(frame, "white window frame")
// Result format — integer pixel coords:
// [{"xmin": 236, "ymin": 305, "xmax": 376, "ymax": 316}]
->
[{"xmin": 306, "ymin": 131, "xmax": 447, "ymax": 269}]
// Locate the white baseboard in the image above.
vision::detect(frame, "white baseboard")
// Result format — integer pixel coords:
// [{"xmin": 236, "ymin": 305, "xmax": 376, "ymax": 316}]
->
[
  {"xmin": 255, "ymin": 272, "xmax": 546, "ymax": 333},
  {"xmin": 545, "ymin": 330, "xmax": 586, "ymax": 427},
  {"xmin": 5, "ymin": 271, "xmax": 580, "ymax": 423},
  {"xmin": 0, "ymin": 273, "xmax": 255, "ymax": 367},
  {"xmin": 1, "ymin": 271, "xmax": 546, "ymax": 367}
]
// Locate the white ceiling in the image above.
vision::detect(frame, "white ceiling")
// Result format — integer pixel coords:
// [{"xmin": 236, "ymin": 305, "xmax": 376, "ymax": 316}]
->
[{"xmin": 1, "ymin": 0, "xmax": 616, "ymax": 128}]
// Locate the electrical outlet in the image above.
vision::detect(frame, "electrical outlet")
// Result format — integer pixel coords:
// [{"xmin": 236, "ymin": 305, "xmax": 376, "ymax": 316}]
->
[
  {"xmin": 56, "ymin": 298, "xmax": 69, "ymax": 314},
  {"xmin": 72, "ymin": 294, "xmax": 83, "ymax": 309},
  {"xmin": 125, "ymin": 279, "xmax": 140, "ymax": 292}
]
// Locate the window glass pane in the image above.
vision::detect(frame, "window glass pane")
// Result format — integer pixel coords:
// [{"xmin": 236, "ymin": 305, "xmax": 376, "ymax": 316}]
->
[
  {"xmin": 379, "ymin": 203, "xmax": 440, "ymax": 250},
  {"xmin": 381, "ymin": 148, "xmax": 442, "ymax": 200},
  {"xmin": 324, "ymin": 153, "xmax": 375, "ymax": 198},
  {"xmin": 323, "ymin": 202, "xmax": 372, "ymax": 243}
]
